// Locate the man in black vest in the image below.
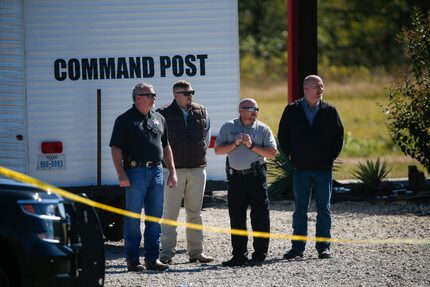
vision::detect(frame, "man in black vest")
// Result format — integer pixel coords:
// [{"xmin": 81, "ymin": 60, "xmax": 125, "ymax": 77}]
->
[
  {"xmin": 157, "ymin": 80, "xmax": 214, "ymax": 264},
  {"xmin": 278, "ymin": 75, "xmax": 344, "ymax": 260}
]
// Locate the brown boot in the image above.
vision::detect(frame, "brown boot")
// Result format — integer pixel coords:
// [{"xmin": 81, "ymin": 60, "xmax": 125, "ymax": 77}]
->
[{"xmin": 189, "ymin": 253, "xmax": 215, "ymax": 263}]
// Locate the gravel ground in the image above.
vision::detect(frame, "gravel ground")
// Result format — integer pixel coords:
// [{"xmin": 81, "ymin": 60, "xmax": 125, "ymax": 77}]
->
[{"xmin": 104, "ymin": 192, "xmax": 430, "ymax": 287}]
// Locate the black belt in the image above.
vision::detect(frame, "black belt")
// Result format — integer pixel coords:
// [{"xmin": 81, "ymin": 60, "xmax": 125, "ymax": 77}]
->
[
  {"xmin": 229, "ymin": 163, "xmax": 266, "ymax": 176},
  {"xmin": 125, "ymin": 160, "xmax": 161, "ymax": 169}
]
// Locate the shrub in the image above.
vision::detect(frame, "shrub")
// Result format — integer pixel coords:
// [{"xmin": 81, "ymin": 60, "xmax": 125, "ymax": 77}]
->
[
  {"xmin": 267, "ymin": 149, "xmax": 293, "ymax": 201},
  {"xmin": 350, "ymin": 158, "xmax": 392, "ymax": 196},
  {"xmin": 384, "ymin": 8, "xmax": 430, "ymax": 173}
]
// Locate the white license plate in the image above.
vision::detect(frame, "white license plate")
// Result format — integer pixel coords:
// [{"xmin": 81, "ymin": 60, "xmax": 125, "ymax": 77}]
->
[{"xmin": 37, "ymin": 154, "xmax": 66, "ymax": 170}]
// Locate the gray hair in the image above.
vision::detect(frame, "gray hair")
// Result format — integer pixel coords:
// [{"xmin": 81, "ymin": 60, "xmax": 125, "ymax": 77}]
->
[{"xmin": 132, "ymin": 82, "xmax": 154, "ymax": 101}]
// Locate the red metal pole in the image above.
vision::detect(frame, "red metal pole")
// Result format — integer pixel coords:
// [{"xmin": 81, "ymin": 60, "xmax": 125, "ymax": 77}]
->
[
  {"xmin": 287, "ymin": 0, "xmax": 317, "ymax": 103},
  {"xmin": 288, "ymin": 0, "xmax": 299, "ymax": 103}
]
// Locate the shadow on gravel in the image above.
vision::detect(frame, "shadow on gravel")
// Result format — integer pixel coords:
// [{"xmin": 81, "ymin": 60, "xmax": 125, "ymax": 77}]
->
[
  {"xmin": 105, "ymin": 264, "xmax": 128, "ymax": 275},
  {"xmin": 329, "ymin": 200, "xmax": 430, "ymax": 216},
  {"xmin": 104, "ymin": 257, "xmax": 325, "ymax": 275},
  {"xmin": 264, "ymin": 257, "xmax": 318, "ymax": 265},
  {"xmin": 105, "ymin": 263, "xmax": 224, "ymax": 274},
  {"xmin": 161, "ymin": 264, "xmax": 223, "ymax": 273}
]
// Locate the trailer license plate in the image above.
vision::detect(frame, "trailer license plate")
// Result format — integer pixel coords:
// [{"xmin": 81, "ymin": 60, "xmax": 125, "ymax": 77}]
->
[{"xmin": 37, "ymin": 154, "xmax": 66, "ymax": 170}]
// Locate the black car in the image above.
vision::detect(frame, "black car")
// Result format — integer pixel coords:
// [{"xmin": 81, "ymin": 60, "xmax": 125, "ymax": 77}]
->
[{"xmin": 0, "ymin": 178, "xmax": 105, "ymax": 287}]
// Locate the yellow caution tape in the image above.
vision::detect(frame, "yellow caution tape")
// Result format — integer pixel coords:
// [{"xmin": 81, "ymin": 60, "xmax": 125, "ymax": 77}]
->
[{"xmin": 1, "ymin": 165, "xmax": 429, "ymax": 245}]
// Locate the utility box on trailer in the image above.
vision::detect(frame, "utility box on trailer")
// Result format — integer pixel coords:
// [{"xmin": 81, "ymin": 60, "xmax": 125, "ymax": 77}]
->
[{"xmin": 0, "ymin": 0, "xmax": 239, "ymax": 187}]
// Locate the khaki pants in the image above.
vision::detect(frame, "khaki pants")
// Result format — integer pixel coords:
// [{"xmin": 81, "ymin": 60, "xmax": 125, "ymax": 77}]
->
[{"xmin": 160, "ymin": 167, "xmax": 206, "ymax": 259}]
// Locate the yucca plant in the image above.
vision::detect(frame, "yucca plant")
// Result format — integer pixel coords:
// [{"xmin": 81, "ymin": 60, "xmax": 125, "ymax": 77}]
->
[
  {"xmin": 350, "ymin": 158, "xmax": 392, "ymax": 196},
  {"xmin": 267, "ymin": 149, "xmax": 293, "ymax": 200}
]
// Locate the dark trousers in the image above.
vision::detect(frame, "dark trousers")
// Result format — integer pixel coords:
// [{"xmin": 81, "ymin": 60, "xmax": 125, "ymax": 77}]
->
[{"xmin": 227, "ymin": 172, "xmax": 270, "ymax": 260}]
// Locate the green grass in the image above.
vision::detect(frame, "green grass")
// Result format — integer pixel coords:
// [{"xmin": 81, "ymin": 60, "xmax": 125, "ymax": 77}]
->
[
  {"xmin": 241, "ymin": 83, "xmax": 288, "ymax": 134},
  {"xmin": 242, "ymin": 79, "xmax": 427, "ymax": 180}
]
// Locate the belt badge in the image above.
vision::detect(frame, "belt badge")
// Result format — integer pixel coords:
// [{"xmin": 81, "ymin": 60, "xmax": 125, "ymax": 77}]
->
[{"xmin": 130, "ymin": 160, "xmax": 137, "ymax": 167}]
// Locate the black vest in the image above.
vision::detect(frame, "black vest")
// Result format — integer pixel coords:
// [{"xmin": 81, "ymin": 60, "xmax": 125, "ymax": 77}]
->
[{"xmin": 157, "ymin": 100, "xmax": 208, "ymax": 168}]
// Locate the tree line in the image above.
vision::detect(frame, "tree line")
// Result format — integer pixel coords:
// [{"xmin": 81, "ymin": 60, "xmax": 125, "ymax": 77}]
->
[{"xmin": 239, "ymin": 0, "xmax": 430, "ymax": 81}]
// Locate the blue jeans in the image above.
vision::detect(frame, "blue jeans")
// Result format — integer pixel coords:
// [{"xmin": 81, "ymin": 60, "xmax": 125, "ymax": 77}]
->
[
  {"xmin": 292, "ymin": 170, "xmax": 332, "ymax": 253},
  {"xmin": 124, "ymin": 165, "xmax": 164, "ymax": 263}
]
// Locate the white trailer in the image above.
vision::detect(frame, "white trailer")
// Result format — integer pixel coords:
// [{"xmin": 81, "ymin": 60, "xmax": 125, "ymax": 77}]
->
[{"xmin": 0, "ymin": 0, "xmax": 239, "ymax": 187}]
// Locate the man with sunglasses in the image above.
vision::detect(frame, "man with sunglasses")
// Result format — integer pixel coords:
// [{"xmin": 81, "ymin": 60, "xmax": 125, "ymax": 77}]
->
[
  {"xmin": 157, "ymin": 80, "xmax": 214, "ymax": 265},
  {"xmin": 278, "ymin": 75, "xmax": 344, "ymax": 260},
  {"xmin": 110, "ymin": 82, "xmax": 177, "ymax": 272},
  {"xmin": 215, "ymin": 98, "xmax": 277, "ymax": 267}
]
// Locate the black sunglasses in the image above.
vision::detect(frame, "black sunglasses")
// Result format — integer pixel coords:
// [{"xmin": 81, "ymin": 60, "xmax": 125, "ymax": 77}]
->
[
  {"xmin": 176, "ymin": 90, "xmax": 195, "ymax": 96},
  {"xmin": 240, "ymin": 106, "xmax": 259, "ymax": 112},
  {"xmin": 137, "ymin": 93, "xmax": 156, "ymax": 99}
]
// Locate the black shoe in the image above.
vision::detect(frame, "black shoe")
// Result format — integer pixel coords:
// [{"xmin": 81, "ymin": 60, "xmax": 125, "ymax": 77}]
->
[
  {"xmin": 145, "ymin": 259, "xmax": 169, "ymax": 271},
  {"xmin": 127, "ymin": 261, "xmax": 145, "ymax": 272},
  {"xmin": 221, "ymin": 257, "xmax": 247, "ymax": 267},
  {"xmin": 246, "ymin": 258, "xmax": 264, "ymax": 267},
  {"xmin": 159, "ymin": 256, "xmax": 172, "ymax": 264},
  {"xmin": 318, "ymin": 249, "xmax": 331, "ymax": 259},
  {"xmin": 282, "ymin": 249, "xmax": 303, "ymax": 260}
]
